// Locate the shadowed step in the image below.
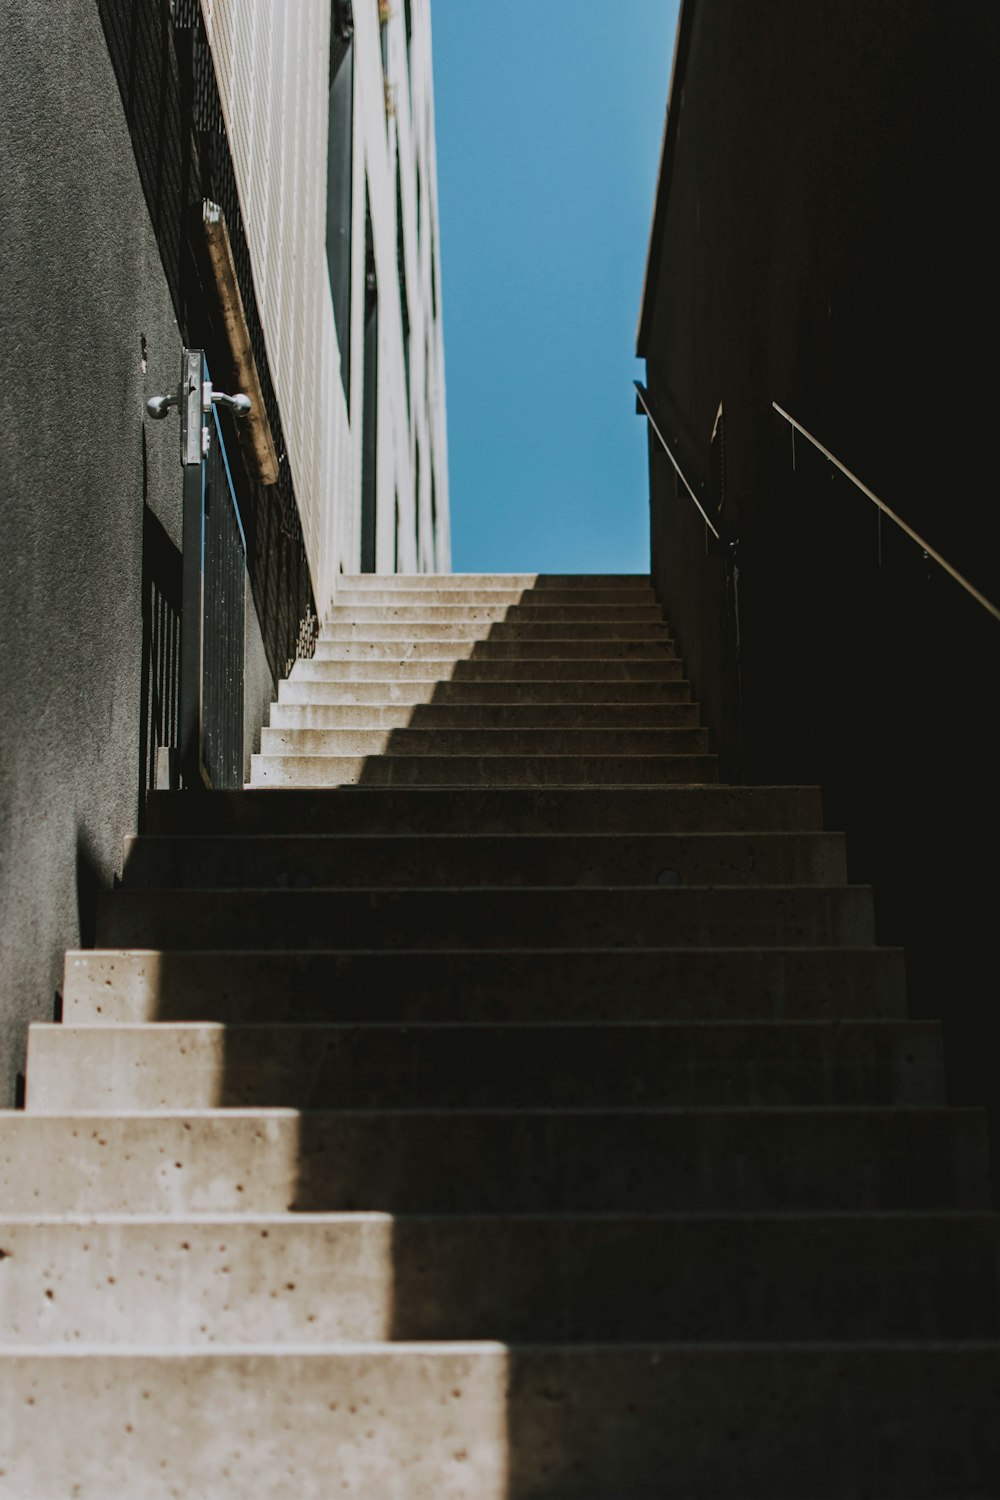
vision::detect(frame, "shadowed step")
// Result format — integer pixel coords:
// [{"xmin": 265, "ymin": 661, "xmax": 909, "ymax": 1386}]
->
[
  {"xmin": 24, "ymin": 1020, "xmax": 945, "ymax": 1110},
  {"xmin": 121, "ymin": 830, "xmax": 847, "ymax": 889},
  {"xmin": 2, "ymin": 1212, "xmax": 995, "ymax": 1346},
  {"xmin": 96, "ymin": 884, "xmax": 875, "ymax": 950},
  {"xmin": 62, "ymin": 946, "xmax": 908, "ymax": 1026},
  {"xmin": 0, "ymin": 1108, "xmax": 988, "ymax": 1214}
]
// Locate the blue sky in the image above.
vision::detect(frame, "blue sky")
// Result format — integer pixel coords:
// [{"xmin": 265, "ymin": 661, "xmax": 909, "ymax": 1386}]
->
[{"xmin": 431, "ymin": 2, "xmax": 679, "ymax": 574}]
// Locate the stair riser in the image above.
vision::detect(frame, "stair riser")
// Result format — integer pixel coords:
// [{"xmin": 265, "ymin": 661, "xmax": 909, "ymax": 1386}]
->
[
  {"xmin": 320, "ymin": 622, "xmax": 673, "ymax": 641},
  {"xmin": 96, "ymin": 886, "xmax": 873, "ymax": 951},
  {"xmin": 63, "ymin": 948, "xmax": 908, "ymax": 1025},
  {"xmin": 277, "ymin": 678, "xmax": 693, "ymax": 705},
  {"xmin": 310, "ymin": 640, "xmax": 678, "ymax": 661},
  {"xmin": 121, "ymin": 832, "xmax": 847, "ymax": 890},
  {"xmin": 7, "ymin": 1346, "xmax": 996, "ymax": 1499},
  {"xmin": 324, "ymin": 604, "xmax": 665, "ymax": 623},
  {"xmin": 331, "ymin": 590, "xmax": 660, "ymax": 608},
  {"xmin": 249, "ymin": 752, "xmax": 719, "ymax": 787},
  {"xmin": 0, "ymin": 1111, "xmax": 988, "ymax": 1212},
  {"xmin": 148, "ymin": 786, "xmax": 823, "ymax": 836},
  {"xmin": 329, "ymin": 588, "xmax": 665, "ymax": 606},
  {"xmin": 289, "ymin": 658, "xmax": 686, "ymax": 681},
  {"xmin": 269, "ymin": 702, "xmax": 702, "ymax": 729},
  {"xmin": 338, "ymin": 572, "xmax": 652, "ymax": 588},
  {"xmin": 3, "ymin": 1215, "xmax": 994, "ymax": 1346},
  {"xmin": 26, "ymin": 1022, "xmax": 944, "ymax": 1111},
  {"xmin": 258, "ymin": 727, "xmax": 709, "ymax": 757}
]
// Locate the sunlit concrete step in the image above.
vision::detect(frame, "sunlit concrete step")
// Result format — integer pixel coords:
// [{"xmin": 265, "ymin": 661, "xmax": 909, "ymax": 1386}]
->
[
  {"xmin": 278, "ymin": 676, "xmax": 694, "ymax": 706},
  {"xmin": 311, "ymin": 638, "xmax": 678, "ymax": 661},
  {"xmin": 25, "ymin": 1021, "xmax": 944, "ymax": 1111},
  {"xmin": 289, "ymin": 656, "xmax": 686, "ymax": 681},
  {"xmin": 1, "ymin": 1108, "xmax": 988, "ymax": 1213},
  {"xmin": 63, "ymin": 947, "xmax": 908, "ymax": 1026},
  {"xmin": 325, "ymin": 603, "xmax": 666, "ymax": 623},
  {"xmin": 322, "ymin": 620, "xmax": 672, "ymax": 641},
  {"xmin": 121, "ymin": 830, "xmax": 847, "ymax": 890},
  {"xmin": 270, "ymin": 701, "xmax": 703, "ymax": 730},
  {"xmin": 258, "ymin": 726, "xmax": 710, "ymax": 759},
  {"xmin": 3, "ymin": 1213, "xmax": 995, "ymax": 1347},
  {"xmin": 148, "ymin": 785, "xmax": 824, "ymax": 836},
  {"xmin": 249, "ymin": 751, "xmax": 718, "ymax": 788},
  {"xmin": 98, "ymin": 884, "xmax": 871, "ymax": 952},
  {"xmin": 339, "ymin": 572, "xmax": 653, "ymax": 588},
  {"xmin": 5, "ymin": 1343, "xmax": 997, "ymax": 1499},
  {"xmin": 333, "ymin": 587, "xmax": 660, "ymax": 608}
]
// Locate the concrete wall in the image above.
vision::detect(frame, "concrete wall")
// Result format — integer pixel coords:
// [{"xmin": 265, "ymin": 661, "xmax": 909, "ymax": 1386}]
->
[
  {"xmin": 638, "ymin": 0, "xmax": 1000, "ymax": 1189},
  {"xmin": 0, "ymin": 0, "xmax": 184, "ymax": 1099}
]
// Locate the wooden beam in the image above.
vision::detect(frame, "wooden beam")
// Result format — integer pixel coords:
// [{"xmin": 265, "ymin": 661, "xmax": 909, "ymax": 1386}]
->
[{"xmin": 200, "ymin": 200, "xmax": 280, "ymax": 487}]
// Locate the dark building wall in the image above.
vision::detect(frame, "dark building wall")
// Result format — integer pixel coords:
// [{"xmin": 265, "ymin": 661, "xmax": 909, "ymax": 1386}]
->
[
  {"xmin": 0, "ymin": 0, "xmax": 184, "ymax": 1098},
  {"xmin": 640, "ymin": 0, "xmax": 1000, "ymax": 1186},
  {"xmin": 0, "ymin": 0, "xmax": 308, "ymax": 1104}
]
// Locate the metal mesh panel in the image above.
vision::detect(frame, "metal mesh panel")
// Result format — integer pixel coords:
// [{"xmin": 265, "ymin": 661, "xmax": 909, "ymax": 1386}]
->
[
  {"xmin": 201, "ymin": 411, "xmax": 246, "ymax": 789},
  {"xmin": 96, "ymin": 0, "xmax": 317, "ymax": 682}
]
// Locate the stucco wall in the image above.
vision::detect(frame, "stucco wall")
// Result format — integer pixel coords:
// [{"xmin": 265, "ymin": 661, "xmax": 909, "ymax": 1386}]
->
[{"xmin": 0, "ymin": 1, "xmax": 184, "ymax": 1099}]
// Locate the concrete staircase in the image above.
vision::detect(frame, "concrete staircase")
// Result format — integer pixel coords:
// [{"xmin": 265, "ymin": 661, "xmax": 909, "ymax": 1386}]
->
[{"xmin": 3, "ymin": 573, "xmax": 997, "ymax": 1497}]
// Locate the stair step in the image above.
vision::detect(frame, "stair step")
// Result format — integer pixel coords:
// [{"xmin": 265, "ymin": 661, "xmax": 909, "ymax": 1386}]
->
[
  {"xmin": 320, "ymin": 621, "xmax": 673, "ymax": 641},
  {"xmin": 310, "ymin": 638, "xmax": 678, "ymax": 661},
  {"xmin": 148, "ymin": 785, "xmax": 824, "ymax": 835},
  {"xmin": 0, "ymin": 1109, "xmax": 988, "ymax": 1213},
  {"xmin": 121, "ymin": 831, "xmax": 847, "ymax": 889},
  {"xmin": 277, "ymin": 676, "xmax": 694, "ymax": 705},
  {"xmin": 258, "ymin": 726, "xmax": 710, "ymax": 758},
  {"xmin": 245, "ymin": 752, "xmax": 720, "ymax": 789},
  {"xmin": 289, "ymin": 656, "xmax": 686, "ymax": 681},
  {"xmin": 249, "ymin": 751, "xmax": 719, "ymax": 788},
  {"xmin": 96, "ymin": 885, "xmax": 872, "ymax": 951},
  {"xmin": 324, "ymin": 603, "xmax": 666, "ymax": 623},
  {"xmin": 2, "ymin": 1213, "xmax": 994, "ymax": 1346},
  {"xmin": 3, "ymin": 1344, "xmax": 997, "ymax": 1498},
  {"xmin": 333, "ymin": 587, "xmax": 660, "ymax": 607},
  {"xmin": 63, "ymin": 947, "xmax": 908, "ymax": 1025},
  {"xmin": 338, "ymin": 572, "xmax": 654, "ymax": 588},
  {"xmin": 25, "ymin": 1021, "xmax": 945, "ymax": 1111},
  {"xmin": 269, "ymin": 701, "xmax": 703, "ymax": 729}
]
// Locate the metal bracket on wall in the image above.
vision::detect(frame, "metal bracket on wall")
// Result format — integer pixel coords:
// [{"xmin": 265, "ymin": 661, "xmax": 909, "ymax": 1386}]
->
[
  {"xmin": 146, "ymin": 351, "xmax": 251, "ymax": 465},
  {"xmin": 146, "ymin": 349, "xmax": 252, "ymax": 788}
]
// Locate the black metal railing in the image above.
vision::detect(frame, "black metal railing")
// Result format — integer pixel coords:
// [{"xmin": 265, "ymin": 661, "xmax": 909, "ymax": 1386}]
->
[
  {"xmin": 635, "ymin": 382, "xmax": 728, "ymax": 544},
  {"xmin": 772, "ymin": 401, "xmax": 1000, "ymax": 624},
  {"xmin": 149, "ymin": 348, "xmax": 249, "ymax": 790},
  {"xmin": 636, "ymin": 380, "xmax": 744, "ymax": 776},
  {"xmin": 140, "ymin": 506, "xmax": 183, "ymax": 798},
  {"xmin": 201, "ymin": 402, "xmax": 247, "ymax": 788}
]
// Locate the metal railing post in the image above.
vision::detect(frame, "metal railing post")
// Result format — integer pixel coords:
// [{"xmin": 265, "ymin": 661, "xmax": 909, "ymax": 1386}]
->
[{"xmin": 179, "ymin": 348, "xmax": 207, "ymax": 789}]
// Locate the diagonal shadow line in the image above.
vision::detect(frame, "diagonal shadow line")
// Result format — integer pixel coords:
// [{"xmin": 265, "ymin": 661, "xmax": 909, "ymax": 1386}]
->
[{"xmin": 122, "ymin": 573, "xmax": 730, "ymax": 1491}]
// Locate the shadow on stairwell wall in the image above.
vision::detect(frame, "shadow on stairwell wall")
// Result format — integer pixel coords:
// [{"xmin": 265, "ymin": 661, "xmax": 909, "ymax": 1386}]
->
[{"xmin": 75, "ymin": 834, "xmax": 105, "ymax": 953}]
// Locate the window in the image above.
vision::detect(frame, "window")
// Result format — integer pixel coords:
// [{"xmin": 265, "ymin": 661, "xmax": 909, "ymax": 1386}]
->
[{"xmin": 326, "ymin": 1, "xmax": 354, "ymax": 403}]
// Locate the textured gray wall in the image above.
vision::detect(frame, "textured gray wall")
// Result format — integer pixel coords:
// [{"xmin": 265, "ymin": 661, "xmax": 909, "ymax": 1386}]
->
[{"xmin": 0, "ymin": 1, "xmax": 184, "ymax": 1100}]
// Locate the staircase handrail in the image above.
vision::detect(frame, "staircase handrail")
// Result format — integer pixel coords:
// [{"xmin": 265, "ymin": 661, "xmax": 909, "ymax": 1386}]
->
[
  {"xmin": 773, "ymin": 402, "xmax": 1000, "ymax": 623},
  {"xmin": 634, "ymin": 382, "xmax": 725, "ymax": 543}
]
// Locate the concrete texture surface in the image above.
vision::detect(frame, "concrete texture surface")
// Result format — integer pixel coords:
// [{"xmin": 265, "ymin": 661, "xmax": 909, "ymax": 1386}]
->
[
  {"xmin": 5, "ymin": 574, "xmax": 997, "ymax": 1492},
  {"xmin": 0, "ymin": 0, "xmax": 182, "ymax": 1103},
  {"xmin": 62, "ymin": 946, "xmax": 908, "ymax": 1026}
]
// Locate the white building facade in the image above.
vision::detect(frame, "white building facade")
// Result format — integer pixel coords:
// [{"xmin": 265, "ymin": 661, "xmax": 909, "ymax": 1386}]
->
[{"xmin": 201, "ymin": 0, "xmax": 450, "ymax": 610}]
